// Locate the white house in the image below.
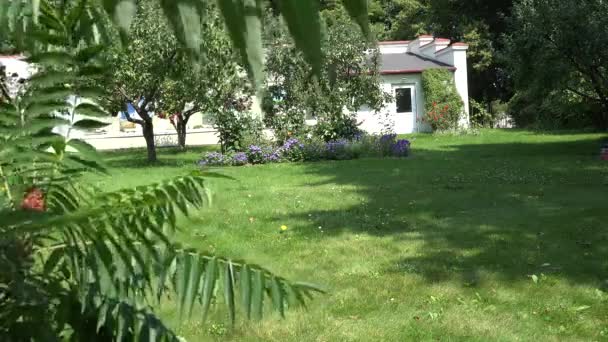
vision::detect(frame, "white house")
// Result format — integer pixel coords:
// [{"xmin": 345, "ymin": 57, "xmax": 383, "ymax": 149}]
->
[{"xmin": 357, "ymin": 35, "xmax": 470, "ymax": 134}]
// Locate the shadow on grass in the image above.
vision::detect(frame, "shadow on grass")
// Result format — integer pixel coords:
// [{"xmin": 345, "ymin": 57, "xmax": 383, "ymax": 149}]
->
[
  {"xmin": 103, "ymin": 145, "xmax": 218, "ymax": 169},
  {"xmin": 277, "ymin": 134, "xmax": 608, "ymax": 287}
]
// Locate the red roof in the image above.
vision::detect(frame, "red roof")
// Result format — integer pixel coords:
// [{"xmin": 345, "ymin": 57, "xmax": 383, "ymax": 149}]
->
[
  {"xmin": 381, "ymin": 67, "xmax": 456, "ymax": 75},
  {"xmin": 378, "ymin": 40, "xmax": 410, "ymax": 45}
]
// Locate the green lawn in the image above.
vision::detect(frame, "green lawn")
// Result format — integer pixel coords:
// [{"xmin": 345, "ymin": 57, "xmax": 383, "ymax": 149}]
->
[{"xmin": 94, "ymin": 129, "xmax": 608, "ymax": 341}]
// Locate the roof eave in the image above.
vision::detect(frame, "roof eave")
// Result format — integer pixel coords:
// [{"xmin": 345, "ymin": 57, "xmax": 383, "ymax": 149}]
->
[{"xmin": 381, "ymin": 67, "xmax": 457, "ymax": 75}]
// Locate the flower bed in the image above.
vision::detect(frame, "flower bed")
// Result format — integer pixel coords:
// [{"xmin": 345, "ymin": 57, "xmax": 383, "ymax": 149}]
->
[{"xmin": 199, "ymin": 133, "xmax": 411, "ymax": 167}]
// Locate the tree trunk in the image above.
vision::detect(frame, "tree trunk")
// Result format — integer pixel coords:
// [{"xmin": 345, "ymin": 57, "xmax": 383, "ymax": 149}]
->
[
  {"xmin": 177, "ymin": 120, "xmax": 187, "ymax": 150},
  {"xmin": 142, "ymin": 120, "xmax": 157, "ymax": 163}
]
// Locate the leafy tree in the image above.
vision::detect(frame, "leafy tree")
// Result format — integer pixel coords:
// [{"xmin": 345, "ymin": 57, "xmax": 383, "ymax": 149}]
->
[
  {"xmin": 263, "ymin": 9, "xmax": 388, "ymax": 142},
  {"xmin": 159, "ymin": 3, "xmax": 246, "ymax": 150},
  {"xmin": 367, "ymin": 0, "xmax": 427, "ymax": 40},
  {"xmin": 505, "ymin": 0, "xmax": 608, "ymax": 129},
  {"xmin": 99, "ymin": 0, "xmax": 179, "ymax": 162}
]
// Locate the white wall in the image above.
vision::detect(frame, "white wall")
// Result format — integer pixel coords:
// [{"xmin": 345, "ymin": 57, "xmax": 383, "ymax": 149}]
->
[
  {"xmin": 356, "ymin": 73, "xmax": 431, "ymax": 134},
  {"xmin": 83, "ymin": 128, "xmax": 221, "ymax": 150}
]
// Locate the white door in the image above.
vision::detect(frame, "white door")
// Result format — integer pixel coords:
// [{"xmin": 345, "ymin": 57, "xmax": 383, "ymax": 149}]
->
[{"xmin": 393, "ymin": 85, "xmax": 416, "ymax": 134}]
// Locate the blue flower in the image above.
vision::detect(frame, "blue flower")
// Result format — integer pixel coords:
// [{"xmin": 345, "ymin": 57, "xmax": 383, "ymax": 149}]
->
[
  {"xmin": 390, "ymin": 139, "xmax": 411, "ymax": 157},
  {"xmin": 199, "ymin": 152, "xmax": 228, "ymax": 166},
  {"xmin": 232, "ymin": 152, "xmax": 248, "ymax": 166}
]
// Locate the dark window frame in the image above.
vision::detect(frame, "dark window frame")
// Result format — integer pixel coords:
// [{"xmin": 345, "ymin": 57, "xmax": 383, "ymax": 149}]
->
[{"xmin": 395, "ymin": 87, "xmax": 413, "ymax": 114}]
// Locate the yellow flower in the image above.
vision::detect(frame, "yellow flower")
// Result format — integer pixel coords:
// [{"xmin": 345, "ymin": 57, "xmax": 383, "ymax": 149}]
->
[{"xmin": 280, "ymin": 225, "xmax": 288, "ymax": 231}]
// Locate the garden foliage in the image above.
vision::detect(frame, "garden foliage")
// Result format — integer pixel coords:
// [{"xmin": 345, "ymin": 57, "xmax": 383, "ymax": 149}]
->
[
  {"xmin": 421, "ymin": 69, "xmax": 464, "ymax": 131},
  {"xmin": 262, "ymin": 8, "xmax": 389, "ymax": 142},
  {"xmin": 199, "ymin": 134, "xmax": 411, "ymax": 167},
  {"xmin": 0, "ymin": 0, "xmax": 376, "ymax": 339}
]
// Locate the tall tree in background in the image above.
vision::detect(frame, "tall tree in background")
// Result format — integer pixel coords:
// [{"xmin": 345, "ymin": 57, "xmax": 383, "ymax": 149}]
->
[
  {"xmin": 263, "ymin": 8, "xmax": 388, "ymax": 141},
  {"xmin": 505, "ymin": 0, "xmax": 608, "ymax": 130},
  {"xmin": 159, "ymin": 4, "xmax": 246, "ymax": 150},
  {"xmin": 100, "ymin": 0, "xmax": 179, "ymax": 162}
]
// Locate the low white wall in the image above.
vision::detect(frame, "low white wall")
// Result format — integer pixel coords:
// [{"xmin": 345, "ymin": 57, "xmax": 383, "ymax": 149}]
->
[{"xmin": 83, "ymin": 128, "xmax": 220, "ymax": 150}]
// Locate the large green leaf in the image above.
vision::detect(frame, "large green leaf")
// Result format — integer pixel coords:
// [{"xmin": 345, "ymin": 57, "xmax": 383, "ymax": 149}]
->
[
  {"xmin": 72, "ymin": 118, "xmax": 110, "ymax": 129},
  {"xmin": 201, "ymin": 257, "xmax": 217, "ymax": 321},
  {"xmin": 277, "ymin": 0, "xmax": 323, "ymax": 77},
  {"xmin": 224, "ymin": 261, "xmax": 236, "ymax": 325},
  {"xmin": 240, "ymin": 264, "xmax": 252, "ymax": 319},
  {"xmin": 341, "ymin": 0, "xmax": 371, "ymax": 39},
  {"xmin": 252, "ymin": 269, "xmax": 264, "ymax": 320},
  {"xmin": 102, "ymin": 0, "xmax": 137, "ymax": 33},
  {"xmin": 73, "ymin": 102, "xmax": 108, "ymax": 117},
  {"xmin": 217, "ymin": 0, "xmax": 264, "ymax": 88},
  {"xmin": 159, "ymin": 0, "xmax": 202, "ymax": 55}
]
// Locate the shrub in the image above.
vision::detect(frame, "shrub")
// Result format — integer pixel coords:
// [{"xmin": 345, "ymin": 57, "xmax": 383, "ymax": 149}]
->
[
  {"xmin": 302, "ymin": 137, "xmax": 326, "ymax": 161},
  {"xmin": 246, "ymin": 145, "xmax": 267, "ymax": 164},
  {"xmin": 199, "ymin": 133, "xmax": 411, "ymax": 168},
  {"xmin": 265, "ymin": 148, "xmax": 282, "ymax": 163},
  {"xmin": 314, "ymin": 113, "xmax": 362, "ymax": 142},
  {"xmin": 231, "ymin": 152, "xmax": 249, "ymax": 166},
  {"xmin": 325, "ymin": 139, "xmax": 356, "ymax": 160},
  {"xmin": 213, "ymin": 111, "xmax": 264, "ymax": 153},
  {"xmin": 199, "ymin": 152, "xmax": 229, "ymax": 166},
  {"xmin": 421, "ymin": 69, "xmax": 463, "ymax": 131},
  {"xmin": 280, "ymin": 138, "xmax": 305, "ymax": 162},
  {"xmin": 379, "ymin": 133, "xmax": 397, "ymax": 156},
  {"xmin": 391, "ymin": 139, "xmax": 411, "ymax": 157}
]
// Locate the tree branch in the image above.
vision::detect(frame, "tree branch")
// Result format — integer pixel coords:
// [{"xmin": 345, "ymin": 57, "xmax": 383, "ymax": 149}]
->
[
  {"xmin": 182, "ymin": 106, "xmax": 200, "ymax": 123},
  {"xmin": 116, "ymin": 90, "xmax": 145, "ymax": 125},
  {"xmin": 565, "ymin": 87, "xmax": 601, "ymax": 102},
  {"xmin": 141, "ymin": 50, "xmax": 179, "ymax": 117}
]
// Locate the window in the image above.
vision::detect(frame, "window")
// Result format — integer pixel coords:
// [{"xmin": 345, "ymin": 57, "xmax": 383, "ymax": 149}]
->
[{"xmin": 395, "ymin": 88, "xmax": 412, "ymax": 113}]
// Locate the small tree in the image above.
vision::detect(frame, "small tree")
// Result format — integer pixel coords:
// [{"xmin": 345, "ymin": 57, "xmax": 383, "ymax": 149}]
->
[
  {"xmin": 100, "ymin": 0, "xmax": 179, "ymax": 162},
  {"xmin": 159, "ymin": 4, "xmax": 246, "ymax": 150},
  {"xmin": 421, "ymin": 69, "xmax": 464, "ymax": 131}
]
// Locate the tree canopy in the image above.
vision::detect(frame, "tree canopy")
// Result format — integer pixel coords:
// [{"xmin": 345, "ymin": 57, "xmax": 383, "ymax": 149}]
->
[
  {"xmin": 263, "ymin": 8, "xmax": 389, "ymax": 141},
  {"xmin": 505, "ymin": 0, "xmax": 608, "ymax": 129}
]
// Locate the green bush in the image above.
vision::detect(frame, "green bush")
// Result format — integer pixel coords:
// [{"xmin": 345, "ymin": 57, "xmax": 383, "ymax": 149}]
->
[
  {"xmin": 212, "ymin": 111, "xmax": 264, "ymax": 152},
  {"xmin": 313, "ymin": 113, "xmax": 361, "ymax": 142},
  {"xmin": 421, "ymin": 69, "xmax": 464, "ymax": 131}
]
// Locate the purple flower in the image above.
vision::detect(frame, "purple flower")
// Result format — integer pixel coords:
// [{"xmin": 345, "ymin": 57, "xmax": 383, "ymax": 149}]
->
[
  {"xmin": 325, "ymin": 139, "xmax": 353, "ymax": 160},
  {"xmin": 380, "ymin": 134, "xmax": 397, "ymax": 143},
  {"xmin": 390, "ymin": 139, "xmax": 411, "ymax": 157},
  {"xmin": 232, "ymin": 152, "xmax": 248, "ymax": 166},
  {"xmin": 199, "ymin": 152, "xmax": 227, "ymax": 166},
  {"xmin": 282, "ymin": 138, "xmax": 304, "ymax": 150},
  {"xmin": 265, "ymin": 149, "xmax": 282, "ymax": 163}
]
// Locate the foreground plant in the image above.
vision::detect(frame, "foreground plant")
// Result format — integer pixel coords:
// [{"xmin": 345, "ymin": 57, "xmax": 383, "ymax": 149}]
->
[{"xmin": 0, "ymin": 3, "xmax": 323, "ymax": 340}]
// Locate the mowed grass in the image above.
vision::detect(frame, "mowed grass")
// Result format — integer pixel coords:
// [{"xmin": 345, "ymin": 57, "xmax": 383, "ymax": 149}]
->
[{"xmin": 92, "ymin": 130, "xmax": 608, "ymax": 341}]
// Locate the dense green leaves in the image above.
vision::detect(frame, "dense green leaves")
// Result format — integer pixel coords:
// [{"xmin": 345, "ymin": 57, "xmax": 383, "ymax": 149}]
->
[
  {"xmin": 0, "ymin": 0, "xmax": 342, "ymax": 339},
  {"xmin": 505, "ymin": 0, "xmax": 608, "ymax": 129},
  {"xmin": 263, "ymin": 10, "xmax": 389, "ymax": 141},
  {"xmin": 421, "ymin": 69, "xmax": 464, "ymax": 131}
]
